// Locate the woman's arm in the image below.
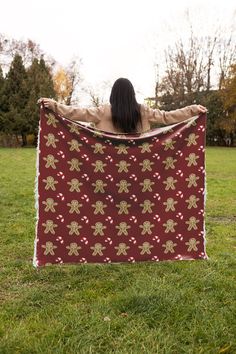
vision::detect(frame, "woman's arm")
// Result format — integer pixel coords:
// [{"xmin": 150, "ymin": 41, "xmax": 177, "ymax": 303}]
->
[
  {"xmin": 144, "ymin": 104, "xmax": 207, "ymax": 125},
  {"xmin": 37, "ymin": 98, "xmax": 102, "ymax": 123}
]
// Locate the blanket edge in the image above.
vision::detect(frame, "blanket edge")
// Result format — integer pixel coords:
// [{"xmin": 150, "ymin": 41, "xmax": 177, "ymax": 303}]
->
[
  {"xmin": 32, "ymin": 111, "xmax": 42, "ymax": 268},
  {"xmin": 203, "ymin": 115, "xmax": 209, "ymax": 260}
]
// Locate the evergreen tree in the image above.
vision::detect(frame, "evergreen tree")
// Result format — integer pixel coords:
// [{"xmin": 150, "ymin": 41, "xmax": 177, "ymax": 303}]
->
[
  {"xmin": 25, "ymin": 56, "xmax": 56, "ymax": 145},
  {"xmin": 1, "ymin": 54, "xmax": 29, "ymax": 145},
  {"xmin": 0, "ymin": 65, "xmax": 4, "ymax": 89},
  {"xmin": 0, "ymin": 66, "xmax": 5, "ymax": 131},
  {"xmin": 203, "ymin": 91, "xmax": 225, "ymax": 145}
]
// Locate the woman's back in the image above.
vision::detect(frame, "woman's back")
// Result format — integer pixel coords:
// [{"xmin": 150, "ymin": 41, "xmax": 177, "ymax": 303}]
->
[
  {"xmin": 38, "ymin": 78, "xmax": 206, "ymax": 133},
  {"xmin": 91, "ymin": 103, "xmax": 150, "ymax": 133},
  {"xmin": 52, "ymin": 101, "xmax": 201, "ymax": 134}
]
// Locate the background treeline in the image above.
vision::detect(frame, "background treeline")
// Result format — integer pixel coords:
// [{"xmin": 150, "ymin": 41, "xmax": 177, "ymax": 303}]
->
[
  {"xmin": 0, "ymin": 34, "xmax": 82, "ymax": 147},
  {"xmin": 0, "ymin": 29, "xmax": 235, "ymax": 147},
  {"xmin": 146, "ymin": 30, "xmax": 236, "ymax": 146},
  {"xmin": 0, "ymin": 54, "xmax": 55, "ymax": 146}
]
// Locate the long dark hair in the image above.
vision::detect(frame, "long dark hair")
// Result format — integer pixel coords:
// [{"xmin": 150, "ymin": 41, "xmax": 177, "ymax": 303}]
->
[{"xmin": 109, "ymin": 78, "xmax": 142, "ymax": 133}]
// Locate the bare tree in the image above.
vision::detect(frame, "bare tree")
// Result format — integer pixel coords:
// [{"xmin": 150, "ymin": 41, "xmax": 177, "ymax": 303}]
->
[
  {"xmin": 159, "ymin": 33, "xmax": 205, "ymax": 105},
  {"xmin": 205, "ymin": 35, "xmax": 217, "ymax": 91},
  {"xmin": 217, "ymin": 28, "xmax": 236, "ymax": 90},
  {"xmin": 65, "ymin": 56, "xmax": 83, "ymax": 105},
  {"xmin": 81, "ymin": 80, "xmax": 111, "ymax": 107},
  {"xmin": 156, "ymin": 27, "xmax": 235, "ymax": 107},
  {"xmin": 152, "ymin": 12, "xmax": 236, "ymax": 108},
  {"xmin": 154, "ymin": 64, "xmax": 159, "ymax": 108},
  {"xmin": 0, "ymin": 33, "xmax": 56, "ymax": 73}
]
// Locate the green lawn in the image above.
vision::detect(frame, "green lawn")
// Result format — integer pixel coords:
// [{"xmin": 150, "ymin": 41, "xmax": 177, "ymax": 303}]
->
[{"xmin": 0, "ymin": 147, "xmax": 235, "ymax": 354}]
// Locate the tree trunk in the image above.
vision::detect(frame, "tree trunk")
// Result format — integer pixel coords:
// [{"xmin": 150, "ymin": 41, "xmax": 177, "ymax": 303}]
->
[
  {"xmin": 21, "ymin": 132, "xmax": 27, "ymax": 147},
  {"xmin": 33, "ymin": 132, "xmax": 38, "ymax": 147}
]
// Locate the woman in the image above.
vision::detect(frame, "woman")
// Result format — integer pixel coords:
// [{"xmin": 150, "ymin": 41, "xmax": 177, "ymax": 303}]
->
[{"xmin": 37, "ymin": 77, "xmax": 207, "ymax": 134}]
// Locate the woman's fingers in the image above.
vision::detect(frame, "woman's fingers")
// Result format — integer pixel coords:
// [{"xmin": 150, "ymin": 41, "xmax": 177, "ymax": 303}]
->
[
  {"xmin": 37, "ymin": 97, "xmax": 47, "ymax": 105},
  {"xmin": 43, "ymin": 99, "xmax": 50, "ymax": 106},
  {"xmin": 198, "ymin": 105, "xmax": 208, "ymax": 113},
  {"xmin": 37, "ymin": 97, "xmax": 53, "ymax": 108}
]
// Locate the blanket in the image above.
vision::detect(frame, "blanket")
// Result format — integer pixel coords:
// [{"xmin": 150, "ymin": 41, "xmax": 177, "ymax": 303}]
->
[{"xmin": 33, "ymin": 105, "xmax": 208, "ymax": 267}]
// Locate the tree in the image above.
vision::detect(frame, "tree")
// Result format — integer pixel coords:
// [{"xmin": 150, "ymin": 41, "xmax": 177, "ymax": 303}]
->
[
  {"xmin": 149, "ymin": 22, "xmax": 236, "ymax": 145},
  {"xmin": 64, "ymin": 57, "xmax": 82, "ymax": 105},
  {"xmin": 158, "ymin": 34, "xmax": 207, "ymax": 108},
  {"xmin": 0, "ymin": 33, "xmax": 56, "ymax": 72},
  {"xmin": 53, "ymin": 57, "xmax": 83, "ymax": 105},
  {"xmin": 219, "ymin": 63, "xmax": 236, "ymax": 143},
  {"xmin": 0, "ymin": 54, "xmax": 29, "ymax": 145},
  {"xmin": 202, "ymin": 90, "xmax": 225, "ymax": 145},
  {"xmin": 0, "ymin": 55, "xmax": 56, "ymax": 146},
  {"xmin": 53, "ymin": 67, "xmax": 73, "ymax": 104},
  {"xmin": 0, "ymin": 65, "xmax": 4, "ymax": 87},
  {"xmin": 0, "ymin": 65, "xmax": 5, "ymax": 131},
  {"xmin": 24, "ymin": 57, "xmax": 56, "ymax": 144},
  {"xmin": 218, "ymin": 32, "xmax": 236, "ymax": 90},
  {"xmin": 152, "ymin": 21, "xmax": 235, "ymax": 110},
  {"xmin": 83, "ymin": 86, "xmax": 103, "ymax": 107},
  {"xmin": 81, "ymin": 80, "xmax": 111, "ymax": 107}
]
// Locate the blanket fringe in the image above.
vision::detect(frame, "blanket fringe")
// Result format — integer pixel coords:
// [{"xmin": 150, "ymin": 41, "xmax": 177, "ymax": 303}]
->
[
  {"xmin": 32, "ymin": 110, "xmax": 42, "ymax": 268},
  {"xmin": 203, "ymin": 117, "xmax": 209, "ymax": 260}
]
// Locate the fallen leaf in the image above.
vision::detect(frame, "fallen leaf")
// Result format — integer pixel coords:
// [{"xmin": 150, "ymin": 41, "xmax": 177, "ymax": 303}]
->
[
  {"xmin": 219, "ymin": 344, "xmax": 231, "ymax": 353},
  {"xmin": 103, "ymin": 316, "xmax": 111, "ymax": 322}
]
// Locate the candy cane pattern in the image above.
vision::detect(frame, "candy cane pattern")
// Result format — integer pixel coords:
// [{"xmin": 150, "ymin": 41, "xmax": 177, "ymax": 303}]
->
[{"xmin": 34, "ymin": 108, "xmax": 208, "ymax": 267}]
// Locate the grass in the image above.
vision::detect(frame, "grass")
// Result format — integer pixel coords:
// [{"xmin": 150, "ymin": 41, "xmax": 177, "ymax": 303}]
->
[{"xmin": 0, "ymin": 147, "xmax": 235, "ymax": 354}]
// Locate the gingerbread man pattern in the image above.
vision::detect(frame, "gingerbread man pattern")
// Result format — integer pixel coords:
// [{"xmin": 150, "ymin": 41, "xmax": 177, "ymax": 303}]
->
[{"xmin": 33, "ymin": 106, "xmax": 208, "ymax": 267}]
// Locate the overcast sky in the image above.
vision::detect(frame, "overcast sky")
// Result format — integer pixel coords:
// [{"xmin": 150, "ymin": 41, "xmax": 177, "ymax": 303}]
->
[{"xmin": 1, "ymin": 0, "xmax": 235, "ymax": 105}]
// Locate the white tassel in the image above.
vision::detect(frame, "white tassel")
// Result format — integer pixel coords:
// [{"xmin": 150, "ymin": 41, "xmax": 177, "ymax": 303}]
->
[
  {"xmin": 203, "ymin": 127, "xmax": 209, "ymax": 260},
  {"xmin": 32, "ymin": 109, "xmax": 42, "ymax": 268}
]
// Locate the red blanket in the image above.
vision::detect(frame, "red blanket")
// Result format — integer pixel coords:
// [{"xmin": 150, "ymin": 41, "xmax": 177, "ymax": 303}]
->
[{"xmin": 33, "ymin": 106, "xmax": 208, "ymax": 267}]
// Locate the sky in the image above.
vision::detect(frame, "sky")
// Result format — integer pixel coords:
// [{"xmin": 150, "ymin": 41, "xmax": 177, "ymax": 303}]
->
[{"xmin": 1, "ymin": 0, "xmax": 235, "ymax": 105}]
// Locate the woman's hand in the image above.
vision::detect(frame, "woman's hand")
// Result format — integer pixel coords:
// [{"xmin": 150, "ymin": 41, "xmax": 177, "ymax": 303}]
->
[
  {"xmin": 196, "ymin": 104, "xmax": 208, "ymax": 113},
  {"xmin": 37, "ymin": 97, "xmax": 57, "ymax": 110}
]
